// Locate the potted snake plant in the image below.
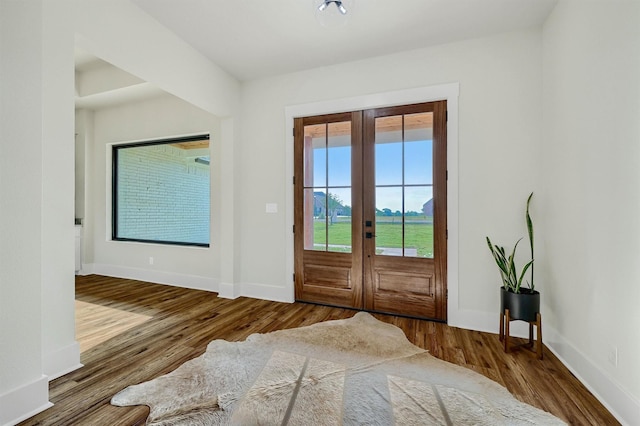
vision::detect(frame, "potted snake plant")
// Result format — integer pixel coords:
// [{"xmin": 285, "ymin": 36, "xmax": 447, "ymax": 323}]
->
[{"xmin": 486, "ymin": 192, "xmax": 539, "ymax": 322}]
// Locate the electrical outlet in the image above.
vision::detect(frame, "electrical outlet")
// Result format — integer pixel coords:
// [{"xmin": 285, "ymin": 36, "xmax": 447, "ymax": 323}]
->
[
  {"xmin": 149, "ymin": 256, "xmax": 154, "ymax": 265},
  {"xmin": 607, "ymin": 346, "xmax": 618, "ymax": 367}
]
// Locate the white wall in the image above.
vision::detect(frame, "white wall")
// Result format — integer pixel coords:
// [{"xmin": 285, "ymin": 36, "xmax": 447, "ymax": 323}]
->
[
  {"xmin": 41, "ymin": 0, "xmax": 82, "ymax": 382},
  {"xmin": 75, "ymin": 109, "xmax": 90, "ymax": 220},
  {"xmin": 84, "ymin": 94, "xmax": 222, "ymax": 290},
  {"xmin": 0, "ymin": 1, "xmax": 51, "ymax": 424},
  {"xmin": 239, "ymin": 29, "xmax": 542, "ymax": 319},
  {"xmin": 541, "ymin": 1, "xmax": 640, "ymax": 423},
  {"xmin": 76, "ymin": 61, "xmax": 145, "ymax": 98}
]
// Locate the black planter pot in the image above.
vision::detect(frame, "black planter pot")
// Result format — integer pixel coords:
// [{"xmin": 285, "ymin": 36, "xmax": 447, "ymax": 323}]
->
[{"xmin": 500, "ymin": 286, "xmax": 540, "ymax": 322}]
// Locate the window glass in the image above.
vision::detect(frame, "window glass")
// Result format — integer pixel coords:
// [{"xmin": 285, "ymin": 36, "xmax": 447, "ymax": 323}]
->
[{"xmin": 113, "ymin": 135, "xmax": 210, "ymax": 246}]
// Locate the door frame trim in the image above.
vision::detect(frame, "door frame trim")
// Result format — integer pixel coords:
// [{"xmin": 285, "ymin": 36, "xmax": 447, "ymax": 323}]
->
[{"xmin": 285, "ymin": 83, "xmax": 460, "ymax": 324}]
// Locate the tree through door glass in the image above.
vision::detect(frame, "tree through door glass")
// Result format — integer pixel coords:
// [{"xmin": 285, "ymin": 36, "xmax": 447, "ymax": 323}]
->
[
  {"xmin": 374, "ymin": 112, "xmax": 433, "ymax": 258},
  {"xmin": 303, "ymin": 121, "xmax": 352, "ymax": 253}
]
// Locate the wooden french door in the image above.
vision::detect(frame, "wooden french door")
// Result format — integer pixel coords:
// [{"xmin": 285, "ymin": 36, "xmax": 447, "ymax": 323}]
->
[{"xmin": 294, "ymin": 101, "xmax": 447, "ymax": 321}]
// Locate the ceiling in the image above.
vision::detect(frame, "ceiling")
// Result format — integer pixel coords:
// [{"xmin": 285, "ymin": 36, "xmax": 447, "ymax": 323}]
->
[
  {"xmin": 75, "ymin": 0, "xmax": 558, "ymax": 110},
  {"xmin": 132, "ymin": 0, "xmax": 558, "ymax": 82},
  {"xmin": 75, "ymin": 50, "xmax": 167, "ymax": 110}
]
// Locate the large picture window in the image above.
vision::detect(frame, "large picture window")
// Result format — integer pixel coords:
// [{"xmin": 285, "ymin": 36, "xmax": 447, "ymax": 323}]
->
[{"xmin": 112, "ymin": 134, "xmax": 210, "ymax": 247}]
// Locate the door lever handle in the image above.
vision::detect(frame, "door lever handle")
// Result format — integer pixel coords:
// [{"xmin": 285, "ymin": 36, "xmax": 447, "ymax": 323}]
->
[{"xmin": 366, "ymin": 232, "xmax": 374, "ymax": 239}]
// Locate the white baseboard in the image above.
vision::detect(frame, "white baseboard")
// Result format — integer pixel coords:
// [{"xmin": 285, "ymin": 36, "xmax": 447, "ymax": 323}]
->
[
  {"xmin": 82, "ymin": 265, "xmax": 294, "ymax": 302},
  {"xmin": 218, "ymin": 281, "xmax": 241, "ymax": 299},
  {"xmin": 0, "ymin": 375, "xmax": 52, "ymax": 426},
  {"xmin": 449, "ymin": 307, "xmax": 532, "ymax": 338},
  {"xmin": 43, "ymin": 341, "xmax": 83, "ymax": 381},
  {"xmin": 87, "ymin": 263, "xmax": 219, "ymax": 293},
  {"xmin": 241, "ymin": 282, "xmax": 294, "ymax": 303},
  {"xmin": 544, "ymin": 325, "xmax": 639, "ymax": 426},
  {"xmin": 75, "ymin": 265, "xmax": 91, "ymax": 276}
]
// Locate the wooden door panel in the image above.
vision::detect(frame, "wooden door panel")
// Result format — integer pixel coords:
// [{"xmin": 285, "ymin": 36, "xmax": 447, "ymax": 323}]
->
[
  {"xmin": 370, "ymin": 294, "xmax": 437, "ymax": 319},
  {"xmin": 297, "ymin": 251, "xmax": 360, "ymax": 308},
  {"xmin": 374, "ymin": 262, "xmax": 434, "ymax": 296},
  {"xmin": 304, "ymin": 265, "xmax": 352, "ymax": 290},
  {"xmin": 366, "ymin": 256, "xmax": 437, "ymax": 318},
  {"xmin": 296, "ymin": 253, "xmax": 362, "ymax": 309}
]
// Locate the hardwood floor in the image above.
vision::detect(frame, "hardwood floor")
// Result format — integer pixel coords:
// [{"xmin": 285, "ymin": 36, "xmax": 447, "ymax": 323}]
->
[{"xmin": 20, "ymin": 275, "xmax": 618, "ymax": 425}]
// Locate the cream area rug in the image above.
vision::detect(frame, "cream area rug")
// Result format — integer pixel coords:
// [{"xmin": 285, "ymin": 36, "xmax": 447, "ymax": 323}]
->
[{"xmin": 111, "ymin": 312, "xmax": 565, "ymax": 425}]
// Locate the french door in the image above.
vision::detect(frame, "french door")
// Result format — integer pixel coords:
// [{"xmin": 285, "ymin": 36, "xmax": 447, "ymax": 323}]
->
[{"xmin": 294, "ymin": 101, "xmax": 447, "ymax": 321}]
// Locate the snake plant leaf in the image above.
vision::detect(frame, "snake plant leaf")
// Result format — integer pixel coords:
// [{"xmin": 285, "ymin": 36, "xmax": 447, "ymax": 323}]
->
[
  {"xmin": 486, "ymin": 192, "xmax": 535, "ymax": 294},
  {"xmin": 517, "ymin": 260, "xmax": 534, "ymax": 289},
  {"xmin": 526, "ymin": 192, "xmax": 534, "ymax": 291}
]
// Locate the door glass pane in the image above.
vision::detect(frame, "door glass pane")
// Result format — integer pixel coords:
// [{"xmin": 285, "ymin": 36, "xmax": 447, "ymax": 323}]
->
[
  {"xmin": 375, "ymin": 186, "xmax": 403, "ymax": 256},
  {"xmin": 313, "ymin": 147, "xmax": 327, "ymax": 188},
  {"xmin": 328, "ymin": 122, "xmax": 351, "ymax": 187},
  {"xmin": 405, "ymin": 186, "xmax": 434, "ymax": 258},
  {"xmin": 304, "ymin": 188, "xmax": 322, "ymax": 251},
  {"xmin": 404, "ymin": 140, "xmax": 432, "ymax": 185},
  {"xmin": 327, "ymin": 188, "xmax": 351, "ymax": 253},
  {"xmin": 304, "ymin": 124, "xmax": 326, "ymax": 187},
  {"xmin": 404, "ymin": 112, "xmax": 433, "ymax": 185},
  {"xmin": 303, "ymin": 121, "xmax": 351, "ymax": 253},
  {"xmin": 375, "ymin": 116, "xmax": 403, "ymax": 186},
  {"xmin": 374, "ymin": 113, "xmax": 435, "ymax": 258}
]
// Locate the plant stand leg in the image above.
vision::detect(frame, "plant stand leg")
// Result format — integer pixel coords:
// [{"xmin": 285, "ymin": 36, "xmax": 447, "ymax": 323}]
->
[
  {"xmin": 499, "ymin": 311, "xmax": 505, "ymax": 342},
  {"xmin": 537, "ymin": 312, "xmax": 543, "ymax": 360},
  {"xmin": 504, "ymin": 309, "xmax": 510, "ymax": 353},
  {"xmin": 528, "ymin": 321, "xmax": 534, "ymax": 349}
]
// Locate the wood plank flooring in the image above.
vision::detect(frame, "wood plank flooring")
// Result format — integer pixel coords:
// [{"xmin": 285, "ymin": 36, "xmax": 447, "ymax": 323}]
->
[{"xmin": 20, "ymin": 275, "xmax": 618, "ymax": 425}]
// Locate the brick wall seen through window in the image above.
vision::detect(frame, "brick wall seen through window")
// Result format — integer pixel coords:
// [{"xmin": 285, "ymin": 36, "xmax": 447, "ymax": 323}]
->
[{"xmin": 113, "ymin": 135, "xmax": 210, "ymax": 247}]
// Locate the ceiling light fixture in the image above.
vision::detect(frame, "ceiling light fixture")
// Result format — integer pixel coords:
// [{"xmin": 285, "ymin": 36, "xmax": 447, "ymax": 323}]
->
[
  {"xmin": 318, "ymin": 0, "xmax": 347, "ymax": 15},
  {"xmin": 312, "ymin": 0, "xmax": 354, "ymax": 27}
]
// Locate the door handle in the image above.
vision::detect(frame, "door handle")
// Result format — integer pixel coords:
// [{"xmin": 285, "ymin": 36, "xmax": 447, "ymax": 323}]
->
[{"xmin": 366, "ymin": 232, "xmax": 373, "ymax": 239}]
